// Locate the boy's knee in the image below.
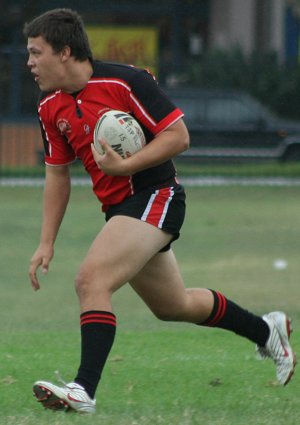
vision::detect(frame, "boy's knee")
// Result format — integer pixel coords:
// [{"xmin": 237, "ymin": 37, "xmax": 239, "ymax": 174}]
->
[{"xmin": 153, "ymin": 306, "xmax": 184, "ymax": 322}]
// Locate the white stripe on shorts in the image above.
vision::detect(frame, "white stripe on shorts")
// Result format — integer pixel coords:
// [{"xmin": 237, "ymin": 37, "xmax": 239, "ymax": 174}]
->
[
  {"xmin": 141, "ymin": 190, "xmax": 159, "ymax": 222},
  {"xmin": 141, "ymin": 187, "xmax": 175, "ymax": 228},
  {"xmin": 158, "ymin": 187, "xmax": 175, "ymax": 228}
]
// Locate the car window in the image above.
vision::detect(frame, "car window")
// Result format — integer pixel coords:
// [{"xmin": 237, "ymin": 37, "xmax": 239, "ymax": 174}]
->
[
  {"xmin": 206, "ymin": 98, "xmax": 259, "ymax": 125},
  {"xmin": 173, "ymin": 98, "xmax": 206, "ymax": 124}
]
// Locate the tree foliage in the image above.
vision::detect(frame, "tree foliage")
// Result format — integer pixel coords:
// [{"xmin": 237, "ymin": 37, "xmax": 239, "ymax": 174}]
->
[{"xmin": 184, "ymin": 48, "xmax": 300, "ymax": 120}]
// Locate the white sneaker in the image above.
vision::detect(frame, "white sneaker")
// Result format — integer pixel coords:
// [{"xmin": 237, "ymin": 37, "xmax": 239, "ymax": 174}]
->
[
  {"xmin": 256, "ymin": 311, "xmax": 296, "ymax": 385},
  {"xmin": 33, "ymin": 380, "xmax": 96, "ymax": 414}
]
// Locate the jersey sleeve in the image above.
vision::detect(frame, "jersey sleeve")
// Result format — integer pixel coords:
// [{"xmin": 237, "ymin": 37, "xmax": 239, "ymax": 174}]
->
[
  {"xmin": 128, "ymin": 70, "xmax": 184, "ymax": 135},
  {"xmin": 38, "ymin": 113, "xmax": 76, "ymax": 166}
]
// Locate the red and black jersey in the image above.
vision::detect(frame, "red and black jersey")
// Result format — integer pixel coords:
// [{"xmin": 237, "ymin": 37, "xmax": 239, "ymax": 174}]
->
[{"xmin": 37, "ymin": 60, "xmax": 184, "ymax": 211}]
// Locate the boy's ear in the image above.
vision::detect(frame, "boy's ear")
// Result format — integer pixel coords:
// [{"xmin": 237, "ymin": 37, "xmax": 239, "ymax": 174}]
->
[{"xmin": 60, "ymin": 45, "xmax": 71, "ymax": 62}]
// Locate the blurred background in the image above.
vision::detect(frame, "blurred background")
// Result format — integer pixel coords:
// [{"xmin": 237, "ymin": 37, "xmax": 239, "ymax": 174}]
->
[{"xmin": 2, "ymin": 0, "xmax": 300, "ymax": 177}]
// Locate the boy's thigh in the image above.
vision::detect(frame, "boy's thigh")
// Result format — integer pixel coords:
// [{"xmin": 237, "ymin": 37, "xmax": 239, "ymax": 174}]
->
[{"xmin": 81, "ymin": 215, "xmax": 173, "ymax": 290}]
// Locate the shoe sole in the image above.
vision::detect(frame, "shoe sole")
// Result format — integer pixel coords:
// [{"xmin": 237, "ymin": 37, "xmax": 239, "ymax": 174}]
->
[
  {"xmin": 284, "ymin": 351, "xmax": 297, "ymax": 385},
  {"xmin": 259, "ymin": 313, "xmax": 297, "ymax": 385},
  {"xmin": 33, "ymin": 383, "xmax": 70, "ymax": 411},
  {"xmin": 33, "ymin": 382, "xmax": 96, "ymax": 414},
  {"xmin": 282, "ymin": 316, "xmax": 297, "ymax": 386}
]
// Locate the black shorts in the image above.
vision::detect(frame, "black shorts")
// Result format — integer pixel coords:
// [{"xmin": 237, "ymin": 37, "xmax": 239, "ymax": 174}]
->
[{"xmin": 105, "ymin": 182, "xmax": 186, "ymax": 252}]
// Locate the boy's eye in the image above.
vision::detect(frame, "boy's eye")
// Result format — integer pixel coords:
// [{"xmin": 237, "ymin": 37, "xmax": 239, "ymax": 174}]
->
[{"xmin": 28, "ymin": 48, "xmax": 40, "ymax": 55}]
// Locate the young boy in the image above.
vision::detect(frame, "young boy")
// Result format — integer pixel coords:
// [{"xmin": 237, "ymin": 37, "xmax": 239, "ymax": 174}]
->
[{"xmin": 24, "ymin": 8, "xmax": 296, "ymax": 414}]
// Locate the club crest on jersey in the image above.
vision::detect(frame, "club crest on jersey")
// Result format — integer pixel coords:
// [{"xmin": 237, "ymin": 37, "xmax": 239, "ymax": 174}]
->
[
  {"xmin": 57, "ymin": 118, "xmax": 72, "ymax": 135},
  {"xmin": 84, "ymin": 124, "xmax": 90, "ymax": 135}
]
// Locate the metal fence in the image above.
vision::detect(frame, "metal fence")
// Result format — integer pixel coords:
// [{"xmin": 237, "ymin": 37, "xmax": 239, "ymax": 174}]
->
[{"xmin": 2, "ymin": 118, "xmax": 300, "ymax": 184}]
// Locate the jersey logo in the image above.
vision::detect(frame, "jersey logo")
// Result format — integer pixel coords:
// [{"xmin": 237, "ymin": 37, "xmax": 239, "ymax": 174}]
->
[
  {"xmin": 84, "ymin": 124, "xmax": 90, "ymax": 135},
  {"xmin": 57, "ymin": 118, "xmax": 72, "ymax": 135}
]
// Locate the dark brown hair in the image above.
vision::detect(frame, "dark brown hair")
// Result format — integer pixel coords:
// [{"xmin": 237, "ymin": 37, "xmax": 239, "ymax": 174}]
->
[{"xmin": 23, "ymin": 8, "xmax": 93, "ymax": 61}]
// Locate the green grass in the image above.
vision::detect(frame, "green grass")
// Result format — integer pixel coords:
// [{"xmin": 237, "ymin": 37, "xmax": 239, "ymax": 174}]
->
[
  {"xmin": 174, "ymin": 159, "xmax": 300, "ymax": 178},
  {"xmin": 2, "ymin": 159, "xmax": 300, "ymax": 178},
  {"xmin": 0, "ymin": 185, "xmax": 300, "ymax": 424}
]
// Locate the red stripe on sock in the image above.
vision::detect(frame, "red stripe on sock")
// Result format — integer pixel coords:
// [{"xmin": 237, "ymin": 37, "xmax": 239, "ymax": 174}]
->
[
  {"xmin": 218, "ymin": 293, "xmax": 227, "ymax": 322},
  {"xmin": 81, "ymin": 318, "xmax": 116, "ymax": 326},
  {"xmin": 81, "ymin": 313, "xmax": 116, "ymax": 321},
  {"xmin": 206, "ymin": 292, "xmax": 227, "ymax": 327},
  {"xmin": 80, "ymin": 312, "xmax": 116, "ymax": 327}
]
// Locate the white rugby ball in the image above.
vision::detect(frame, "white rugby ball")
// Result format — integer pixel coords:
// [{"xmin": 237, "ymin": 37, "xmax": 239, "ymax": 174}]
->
[{"xmin": 93, "ymin": 110, "xmax": 146, "ymax": 159}]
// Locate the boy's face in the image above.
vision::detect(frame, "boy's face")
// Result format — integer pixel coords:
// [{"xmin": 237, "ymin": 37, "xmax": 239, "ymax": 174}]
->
[{"xmin": 27, "ymin": 36, "xmax": 67, "ymax": 92}]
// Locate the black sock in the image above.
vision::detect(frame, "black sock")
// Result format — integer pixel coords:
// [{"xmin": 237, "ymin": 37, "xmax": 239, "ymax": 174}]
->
[
  {"xmin": 74, "ymin": 311, "xmax": 116, "ymax": 399},
  {"xmin": 200, "ymin": 290, "xmax": 270, "ymax": 346}
]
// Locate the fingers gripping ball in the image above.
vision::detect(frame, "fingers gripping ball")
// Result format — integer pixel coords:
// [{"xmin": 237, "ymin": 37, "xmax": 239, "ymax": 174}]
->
[{"xmin": 93, "ymin": 110, "xmax": 146, "ymax": 159}]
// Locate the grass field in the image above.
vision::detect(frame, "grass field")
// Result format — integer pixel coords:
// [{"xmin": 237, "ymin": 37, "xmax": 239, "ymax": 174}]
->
[
  {"xmin": 0, "ymin": 185, "xmax": 299, "ymax": 425},
  {"xmin": 2, "ymin": 159, "xmax": 300, "ymax": 178}
]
